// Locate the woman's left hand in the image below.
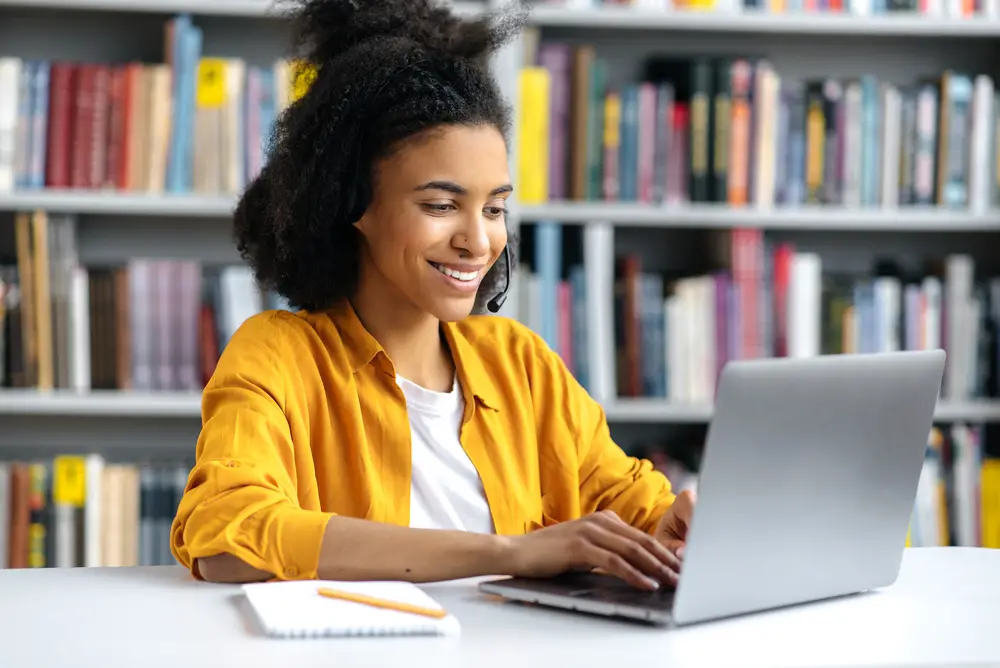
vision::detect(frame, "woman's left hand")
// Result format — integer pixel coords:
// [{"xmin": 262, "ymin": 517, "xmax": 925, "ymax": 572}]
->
[{"xmin": 653, "ymin": 489, "xmax": 696, "ymax": 559}]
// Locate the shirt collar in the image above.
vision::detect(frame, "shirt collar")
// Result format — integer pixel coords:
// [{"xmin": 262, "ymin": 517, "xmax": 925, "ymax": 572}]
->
[{"xmin": 323, "ymin": 301, "xmax": 501, "ymax": 414}]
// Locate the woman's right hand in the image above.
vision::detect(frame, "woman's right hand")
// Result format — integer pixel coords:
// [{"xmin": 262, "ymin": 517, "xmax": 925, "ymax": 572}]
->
[{"xmin": 502, "ymin": 510, "xmax": 681, "ymax": 591}]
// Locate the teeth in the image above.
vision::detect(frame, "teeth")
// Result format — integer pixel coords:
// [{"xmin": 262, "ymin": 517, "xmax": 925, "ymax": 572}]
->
[{"xmin": 434, "ymin": 264, "xmax": 479, "ymax": 282}]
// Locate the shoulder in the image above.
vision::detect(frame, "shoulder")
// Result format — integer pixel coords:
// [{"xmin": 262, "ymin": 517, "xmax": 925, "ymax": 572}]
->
[
  {"xmin": 451, "ymin": 314, "xmax": 553, "ymax": 366},
  {"xmin": 450, "ymin": 314, "xmax": 574, "ymax": 398},
  {"xmin": 223, "ymin": 309, "xmax": 321, "ymax": 354}
]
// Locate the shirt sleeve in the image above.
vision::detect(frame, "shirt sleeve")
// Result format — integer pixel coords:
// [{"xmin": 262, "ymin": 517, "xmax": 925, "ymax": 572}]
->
[
  {"xmin": 169, "ymin": 315, "xmax": 335, "ymax": 581},
  {"xmin": 527, "ymin": 329, "xmax": 676, "ymax": 535},
  {"xmin": 575, "ymin": 395, "xmax": 676, "ymax": 534}
]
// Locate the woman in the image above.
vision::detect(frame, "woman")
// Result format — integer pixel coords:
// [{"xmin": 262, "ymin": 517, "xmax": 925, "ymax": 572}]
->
[{"xmin": 170, "ymin": 0, "xmax": 695, "ymax": 592}]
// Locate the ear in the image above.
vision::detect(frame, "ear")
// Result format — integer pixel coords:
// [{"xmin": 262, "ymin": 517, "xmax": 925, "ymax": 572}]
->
[{"xmin": 352, "ymin": 211, "xmax": 369, "ymax": 236}]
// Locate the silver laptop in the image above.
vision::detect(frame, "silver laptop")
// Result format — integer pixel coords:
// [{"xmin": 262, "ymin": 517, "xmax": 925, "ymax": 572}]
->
[{"xmin": 479, "ymin": 350, "xmax": 946, "ymax": 626}]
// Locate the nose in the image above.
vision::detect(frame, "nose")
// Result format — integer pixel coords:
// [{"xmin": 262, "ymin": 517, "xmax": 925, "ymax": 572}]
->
[{"xmin": 453, "ymin": 212, "xmax": 491, "ymax": 259}]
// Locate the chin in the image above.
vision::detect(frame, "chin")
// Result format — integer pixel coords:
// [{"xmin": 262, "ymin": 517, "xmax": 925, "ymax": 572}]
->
[{"xmin": 426, "ymin": 298, "xmax": 480, "ymax": 323}]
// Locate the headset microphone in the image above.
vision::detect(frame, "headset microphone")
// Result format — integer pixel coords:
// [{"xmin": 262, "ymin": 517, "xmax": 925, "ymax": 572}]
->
[{"xmin": 486, "ymin": 245, "xmax": 511, "ymax": 314}]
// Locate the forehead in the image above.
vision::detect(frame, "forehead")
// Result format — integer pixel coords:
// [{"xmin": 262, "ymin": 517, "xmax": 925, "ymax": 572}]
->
[{"xmin": 383, "ymin": 124, "xmax": 510, "ymax": 191}]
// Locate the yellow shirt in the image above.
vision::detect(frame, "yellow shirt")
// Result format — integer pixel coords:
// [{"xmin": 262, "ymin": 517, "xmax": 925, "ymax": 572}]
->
[{"xmin": 170, "ymin": 301, "xmax": 676, "ymax": 580}]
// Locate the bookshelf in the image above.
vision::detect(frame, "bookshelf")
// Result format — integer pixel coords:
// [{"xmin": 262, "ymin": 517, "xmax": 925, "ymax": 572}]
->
[{"xmin": 2, "ymin": 0, "xmax": 1000, "ymax": 564}]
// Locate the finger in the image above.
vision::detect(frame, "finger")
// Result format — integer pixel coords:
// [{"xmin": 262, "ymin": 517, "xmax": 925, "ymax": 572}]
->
[
  {"xmin": 581, "ymin": 543, "xmax": 661, "ymax": 591},
  {"xmin": 584, "ymin": 523, "xmax": 679, "ymax": 587},
  {"xmin": 593, "ymin": 512, "xmax": 682, "ymax": 574}
]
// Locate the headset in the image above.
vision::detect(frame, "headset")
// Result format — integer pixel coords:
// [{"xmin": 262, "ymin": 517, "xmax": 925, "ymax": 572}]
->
[{"xmin": 486, "ymin": 245, "xmax": 511, "ymax": 314}]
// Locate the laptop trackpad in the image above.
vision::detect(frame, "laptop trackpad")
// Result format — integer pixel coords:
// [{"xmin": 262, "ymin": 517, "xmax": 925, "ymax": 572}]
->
[{"xmin": 545, "ymin": 572, "xmax": 677, "ymax": 612}]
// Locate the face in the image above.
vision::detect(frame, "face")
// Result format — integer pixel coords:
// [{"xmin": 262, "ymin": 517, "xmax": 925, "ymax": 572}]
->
[{"xmin": 353, "ymin": 124, "xmax": 512, "ymax": 323}]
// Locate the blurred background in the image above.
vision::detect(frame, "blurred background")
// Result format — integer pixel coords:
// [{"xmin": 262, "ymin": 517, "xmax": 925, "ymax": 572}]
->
[{"xmin": 0, "ymin": 0, "xmax": 997, "ymax": 570}]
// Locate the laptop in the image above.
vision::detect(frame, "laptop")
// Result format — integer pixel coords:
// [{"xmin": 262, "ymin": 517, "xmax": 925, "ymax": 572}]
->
[{"xmin": 479, "ymin": 350, "xmax": 946, "ymax": 626}]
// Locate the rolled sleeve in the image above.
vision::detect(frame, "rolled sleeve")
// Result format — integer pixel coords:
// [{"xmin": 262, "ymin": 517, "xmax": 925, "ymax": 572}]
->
[{"xmin": 170, "ymin": 315, "xmax": 335, "ymax": 580}]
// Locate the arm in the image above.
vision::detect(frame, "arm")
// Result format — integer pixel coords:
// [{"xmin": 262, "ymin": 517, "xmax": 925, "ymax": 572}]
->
[
  {"xmin": 169, "ymin": 315, "xmax": 335, "ymax": 582},
  {"xmin": 575, "ymin": 398, "xmax": 676, "ymax": 534},
  {"xmin": 528, "ymin": 335, "xmax": 676, "ymax": 534},
  {"xmin": 172, "ymin": 314, "xmax": 515, "ymax": 584}
]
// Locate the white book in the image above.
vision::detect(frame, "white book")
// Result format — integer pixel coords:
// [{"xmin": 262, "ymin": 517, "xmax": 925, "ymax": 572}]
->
[
  {"xmin": 880, "ymin": 84, "xmax": 901, "ymax": 208},
  {"xmin": 842, "ymin": 82, "xmax": 863, "ymax": 209},
  {"xmin": 242, "ymin": 580, "xmax": 460, "ymax": 639},
  {"xmin": 968, "ymin": 74, "xmax": 994, "ymax": 214},
  {"xmin": 788, "ymin": 253, "xmax": 821, "ymax": 359},
  {"xmin": 583, "ymin": 223, "xmax": 615, "ymax": 404},
  {"xmin": 0, "ymin": 58, "xmax": 22, "ymax": 193}
]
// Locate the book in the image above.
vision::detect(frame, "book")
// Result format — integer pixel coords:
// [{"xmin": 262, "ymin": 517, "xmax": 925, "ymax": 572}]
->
[{"xmin": 241, "ymin": 580, "xmax": 461, "ymax": 639}]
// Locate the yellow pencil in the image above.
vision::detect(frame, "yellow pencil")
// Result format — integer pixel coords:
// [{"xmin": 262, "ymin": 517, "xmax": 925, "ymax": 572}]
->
[{"xmin": 316, "ymin": 587, "xmax": 448, "ymax": 620}]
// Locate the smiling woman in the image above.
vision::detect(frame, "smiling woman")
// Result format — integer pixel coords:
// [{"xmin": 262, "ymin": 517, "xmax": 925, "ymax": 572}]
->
[{"xmin": 169, "ymin": 0, "xmax": 694, "ymax": 592}]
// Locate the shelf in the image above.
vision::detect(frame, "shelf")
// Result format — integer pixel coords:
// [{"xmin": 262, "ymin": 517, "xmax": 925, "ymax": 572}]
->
[
  {"xmin": 0, "ymin": 191, "xmax": 236, "ymax": 216},
  {"xmin": 3, "ymin": 390, "xmax": 1000, "ymax": 422},
  {"xmin": 603, "ymin": 398, "xmax": 1000, "ymax": 423},
  {"xmin": 0, "ymin": 390, "xmax": 202, "ymax": 417},
  {"xmin": 528, "ymin": 6, "xmax": 1000, "ymax": 36},
  {"xmin": 5, "ymin": 192, "xmax": 1000, "ymax": 231},
  {"xmin": 0, "ymin": 0, "xmax": 485, "ymax": 17},
  {"xmin": 3, "ymin": 0, "xmax": 998, "ymax": 36},
  {"xmin": 518, "ymin": 202, "xmax": 1000, "ymax": 231}
]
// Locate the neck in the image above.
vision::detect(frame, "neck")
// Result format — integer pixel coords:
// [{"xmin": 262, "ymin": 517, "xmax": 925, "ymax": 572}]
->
[{"xmin": 350, "ymin": 262, "xmax": 454, "ymax": 392}]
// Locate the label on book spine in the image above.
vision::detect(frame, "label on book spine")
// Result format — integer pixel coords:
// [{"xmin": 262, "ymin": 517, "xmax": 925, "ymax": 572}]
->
[
  {"xmin": 196, "ymin": 59, "xmax": 228, "ymax": 108},
  {"xmin": 53, "ymin": 456, "xmax": 86, "ymax": 507}
]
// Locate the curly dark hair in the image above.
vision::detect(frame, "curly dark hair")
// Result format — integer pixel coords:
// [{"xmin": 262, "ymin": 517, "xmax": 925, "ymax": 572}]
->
[{"xmin": 234, "ymin": 0, "xmax": 528, "ymax": 312}]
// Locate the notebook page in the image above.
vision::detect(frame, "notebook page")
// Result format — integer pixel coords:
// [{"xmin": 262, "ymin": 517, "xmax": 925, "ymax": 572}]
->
[{"xmin": 241, "ymin": 580, "xmax": 461, "ymax": 638}]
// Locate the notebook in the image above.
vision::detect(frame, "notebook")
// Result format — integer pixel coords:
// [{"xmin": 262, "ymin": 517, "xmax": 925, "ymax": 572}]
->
[{"xmin": 241, "ymin": 580, "xmax": 462, "ymax": 639}]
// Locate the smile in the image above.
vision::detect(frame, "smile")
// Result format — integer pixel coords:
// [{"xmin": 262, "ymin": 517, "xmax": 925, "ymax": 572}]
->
[{"xmin": 430, "ymin": 262, "xmax": 480, "ymax": 282}]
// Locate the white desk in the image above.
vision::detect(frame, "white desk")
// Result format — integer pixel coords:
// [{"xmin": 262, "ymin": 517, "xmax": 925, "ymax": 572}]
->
[{"xmin": 0, "ymin": 547, "xmax": 996, "ymax": 667}]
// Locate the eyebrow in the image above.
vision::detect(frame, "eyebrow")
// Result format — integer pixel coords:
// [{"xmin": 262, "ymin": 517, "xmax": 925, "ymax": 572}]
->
[{"xmin": 415, "ymin": 181, "xmax": 514, "ymax": 196}]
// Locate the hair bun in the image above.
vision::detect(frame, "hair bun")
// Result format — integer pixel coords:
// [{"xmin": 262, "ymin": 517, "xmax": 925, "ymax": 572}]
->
[{"xmin": 283, "ymin": 0, "xmax": 528, "ymax": 66}]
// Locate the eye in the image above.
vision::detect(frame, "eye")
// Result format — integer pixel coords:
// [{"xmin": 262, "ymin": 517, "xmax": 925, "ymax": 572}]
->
[
  {"xmin": 422, "ymin": 202, "xmax": 456, "ymax": 214},
  {"xmin": 484, "ymin": 205, "xmax": 508, "ymax": 219}
]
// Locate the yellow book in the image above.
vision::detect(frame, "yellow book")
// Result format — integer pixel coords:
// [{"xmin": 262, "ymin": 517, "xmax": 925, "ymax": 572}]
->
[
  {"xmin": 517, "ymin": 67, "xmax": 550, "ymax": 204},
  {"xmin": 603, "ymin": 92, "xmax": 621, "ymax": 200},
  {"xmin": 981, "ymin": 459, "xmax": 1000, "ymax": 549}
]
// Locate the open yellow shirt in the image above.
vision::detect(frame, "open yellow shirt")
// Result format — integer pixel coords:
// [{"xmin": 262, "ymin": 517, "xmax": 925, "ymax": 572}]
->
[{"xmin": 170, "ymin": 301, "xmax": 676, "ymax": 580}]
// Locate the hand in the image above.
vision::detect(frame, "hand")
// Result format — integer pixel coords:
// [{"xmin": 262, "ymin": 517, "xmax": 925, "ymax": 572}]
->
[
  {"xmin": 653, "ymin": 489, "xmax": 696, "ymax": 558},
  {"xmin": 503, "ymin": 510, "xmax": 681, "ymax": 591}
]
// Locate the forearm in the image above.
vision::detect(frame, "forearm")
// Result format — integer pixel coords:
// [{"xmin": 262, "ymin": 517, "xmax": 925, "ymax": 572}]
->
[
  {"xmin": 196, "ymin": 515, "xmax": 515, "ymax": 584},
  {"xmin": 317, "ymin": 515, "xmax": 513, "ymax": 582}
]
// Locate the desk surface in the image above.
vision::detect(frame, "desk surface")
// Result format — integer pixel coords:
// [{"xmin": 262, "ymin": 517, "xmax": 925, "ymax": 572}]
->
[{"xmin": 0, "ymin": 547, "xmax": 996, "ymax": 668}]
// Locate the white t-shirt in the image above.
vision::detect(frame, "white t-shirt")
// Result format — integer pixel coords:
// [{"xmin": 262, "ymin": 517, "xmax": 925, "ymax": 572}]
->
[{"xmin": 394, "ymin": 373, "xmax": 496, "ymax": 535}]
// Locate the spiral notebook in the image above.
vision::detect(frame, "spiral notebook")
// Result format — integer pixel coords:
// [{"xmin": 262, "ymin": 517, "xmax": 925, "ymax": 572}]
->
[{"xmin": 241, "ymin": 580, "xmax": 461, "ymax": 638}]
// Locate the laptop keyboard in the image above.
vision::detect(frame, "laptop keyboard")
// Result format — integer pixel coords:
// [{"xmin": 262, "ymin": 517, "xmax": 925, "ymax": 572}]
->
[
  {"xmin": 548, "ymin": 572, "xmax": 677, "ymax": 611},
  {"xmin": 574, "ymin": 583, "xmax": 676, "ymax": 610}
]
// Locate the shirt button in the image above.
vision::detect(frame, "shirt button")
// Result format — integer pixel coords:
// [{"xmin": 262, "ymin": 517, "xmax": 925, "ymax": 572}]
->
[
  {"xmin": 285, "ymin": 567, "xmax": 298, "ymax": 578},
  {"xmin": 226, "ymin": 460, "xmax": 240, "ymax": 468}
]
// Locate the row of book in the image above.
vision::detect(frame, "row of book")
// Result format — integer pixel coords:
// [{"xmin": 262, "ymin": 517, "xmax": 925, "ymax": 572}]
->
[
  {"xmin": 0, "ymin": 14, "xmax": 312, "ymax": 196},
  {"xmin": 0, "ymin": 211, "xmax": 288, "ymax": 392},
  {"xmin": 908, "ymin": 423, "xmax": 1000, "ymax": 548},
  {"xmin": 0, "ymin": 456, "xmax": 191, "ymax": 569},
  {"xmin": 518, "ymin": 223, "xmax": 989, "ymax": 403},
  {"xmin": 636, "ymin": 422, "xmax": 1000, "ymax": 549},
  {"xmin": 538, "ymin": 0, "xmax": 996, "ymax": 17},
  {"xmin": 518, "ymin": 43, "xmax": 999, "ymax": 211},
  {"xmin": 0, "ymin": 423, "xmax": 993, "ymax": 572}
]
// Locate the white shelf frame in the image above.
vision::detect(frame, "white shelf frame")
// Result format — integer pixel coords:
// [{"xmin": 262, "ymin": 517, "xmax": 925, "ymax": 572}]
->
[
  {"xmin": 519, "ymin": 202, "xmax": 1000, "ymax": 231},
  {"xmin": 3, "ymin": 0, "xmax": 1000, "ymax": 37},
  {"xmin": 3, "ymin": 390, "xmax": 1000, "ymax": 423},
  {"xmin": 0, "ymin": 191, "xmax": 236, "ymax": 216},
  {"xmin": 0, "ymin": 0, "xmax": 487, "ymax": 17},
  {"xmin": 603, "ymin": 398, "xmax": 1000, "ymax": 423},
  {"xmin": 5, "ymin": 192, "xmax": 1000, "ymax": 232},
  {"xmin": 527, "ymin": 6, "xmax": 1000, "ymax": 35}
]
